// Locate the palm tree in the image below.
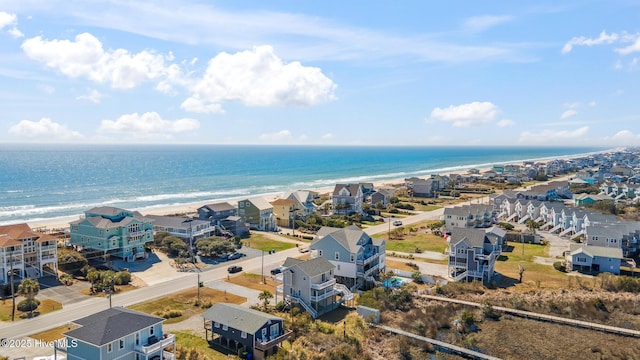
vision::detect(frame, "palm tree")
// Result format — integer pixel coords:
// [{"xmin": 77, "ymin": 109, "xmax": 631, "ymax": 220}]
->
[
  {"xmin": 258, "ymin": 290, "xmax": 273, "ymax": 311},
  {"xmin": 18, "ymin": 278, "xmax": 40, "ymax": 317},
  {"xmin": 87, "ymin": 270, "xmax": 99, "ymax": 294},
  {"xmin": 525, "ymin": 219, "xmax": 540, "ymax": 234}
]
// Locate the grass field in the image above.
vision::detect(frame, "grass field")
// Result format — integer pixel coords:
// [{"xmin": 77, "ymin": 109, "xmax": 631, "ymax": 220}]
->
[
  {"xmin": 128, "ymin": 288, "xmax": 246, "ymax": 324},
  {"xmin": 226, "ymin": 272, "xmax": 278, "ymax": 293},
  {"xmin": 172, "ymin": 330, "xmax": 230, "ymax": 360},
  {"xmin": 242, "ymin": 233, "xmax": 296, "ymax": 252},
  {"xmin": 386, "ymin": 259, "xmax": 420, "ymax": 272},
  {"xmin": 495, "ymin": 241, "xmax": 568, "ymax": 289},
  {"xmin": 0, "ymin": 298, "xmax": 63, "ymax": 321}
]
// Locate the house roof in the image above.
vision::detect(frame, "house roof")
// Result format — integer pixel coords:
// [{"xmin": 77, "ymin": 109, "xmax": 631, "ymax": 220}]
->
[
  {"xmin": 569, "ymin": 243, "xmax": 623, "ymax": 259},
  {"xmin": 201, "ymin": 202, "xmax": 235, "ymax": 212},
  {"xmin": 202, "ymin": 303, "xmax": 283, "ymax": 335},
  {"xmin": 312, "ymin": 225, "xmax": 368, "ymax": 253},
  {"xmin": 0, "ymin": 223, "xmax": 57, "ymax": 245},
  {"xmin": 242, "ymin": 197, "xmax": 273, "ymax": 210},
  {"xmin": 0, "ymin": 235, "xmax": 22, "ymax": 248},
  {"xmin": 288, "ymin": 256, "xmax": 335, "ymax": 277},
  {"xmin": 270, "ymin": 199, "xmax": 296, "ymax": 206},
  {"xmin": 450, "ymin": 227, "xmax": 504, "ymax": 248},
  {"xmin": 146, "ymin": 215, "xmax": 210, "ymax": 229},
  {"xmin": 64, "ymin": 307, "xmax": 164, "ymax": 346},
  {"xmin": 87, "ymin": 206, "xmax": 127, "ymax": 216},
  {"xmin": 282, "ymin": 257, "xmax": 305, "ymax": 268},
  {"xmin": 332, "ymin": 184, "xmax": 362, "ymax": 196}
]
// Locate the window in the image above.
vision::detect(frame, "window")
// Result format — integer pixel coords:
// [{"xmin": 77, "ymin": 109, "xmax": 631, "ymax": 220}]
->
[
  {"xmin": 270, "ymin": 324, "xmax": 279, "ymax": 338},
  {"xmin": 135, "ymin": 333, "xmax": 139, "ymax": 345},
  {"xmin": 318, "ymin": 250, "xmax": 323, "ymax": 256},
  {"xmin": 214, "ymin": 322, "xmax": 220, "ymax": 328},
  {"xmin": 107, "ymin": 343, "xmax": 112, "ymax": 352},
  {"xmin": 335, "ymin": 252, "xmax": 339, "ymax": 260},
  {"xmin": 350, "ymin": 254, "xmax": 355, "ymax": 262},
  {"xmin": 222, "ymin": 324, "xmax": 228, "ymax": 331},
  {"xmin": 337, "ymin": 264, "xmax": 340, "ymax": 270},
  {"xmin": 241, "ymin": 332, "xmax": 247, "ymax": 339},
  {"xmin": 119, "ymin": 339, "xmax": 124, "ymax": 349},
  {"xmin": 149, "ymin": 326, "xmax": 154, "ymax": 335},
  {"xmin": 262, "ymin": 328, "xmax": 268, "ymax": 339}
]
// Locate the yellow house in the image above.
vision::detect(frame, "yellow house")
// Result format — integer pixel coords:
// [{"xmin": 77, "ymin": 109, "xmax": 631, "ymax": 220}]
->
[{"xmin": 270, "ymin": 199, "xmax": 297, "ymax": 228}]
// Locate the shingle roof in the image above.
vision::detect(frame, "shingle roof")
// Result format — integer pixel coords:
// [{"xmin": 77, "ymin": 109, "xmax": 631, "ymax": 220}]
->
[
  {"xmin": 450, "ymin": 226, "xmax": 504, "ymax": 248},
  {"xmin": 202, "ymin": 303, "xmax": 283, "ymax": 335},
  {"xmin": 0, "ymin": 223, "xmax": 57, "ymax": 246},
  {"xmin": 201, "ymin": 202, "xmax": 235, "ymax": 212},
  {"xmin": 270, "ymin": 199, "xmax": 296, "ymax": 206},
  {"xmin": 569, "ymin": 243, "xmax": 623, "ymax": 259},
  {"xmin": 312, "ymin": 226, "xmax": 368, "ymax": 253},
  {"xmin": 242, "ymin": 197, "xmax": 273, "ymax": 210},
  {"xmin": 146, "ymin": 215, "xmax": 210, "ymax": 229},
  {"xmin": 332, "ymin": 184, "xmax": 362, "ymax": 196},
  {"xmin": 64, "ymin": 307, "xmax": 163, "ymax": 346},
  {"xmin": 290, "ymin": 256, "xmax": 335, "ymax": 277},
  {"xmin": 87, "ymin": 206, "xmax": 127, "ymax": 216}
]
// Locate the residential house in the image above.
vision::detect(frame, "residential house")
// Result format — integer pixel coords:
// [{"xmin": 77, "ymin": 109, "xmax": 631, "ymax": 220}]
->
[
  {"xmin": 370, "ymin": 189, "xmax": 393, "ymax": 208},
  {"xmin": 69, "ymin": 207, "xmax": 153, "ymax": 261},
  {"xmin": 237, "ymin": 198, "xmax": 277, "ymax": 231},
  {"xmin": 0, "ymin": 223, "xmax": 58, "ymax": 283},
  {"xmin": 270, "ymin": 199, "xmax": 298, "ymax": 228},
  {"xmin": 197, "ymin": 202, "xmax": 247, "ymax": 237},
  {"xmin": 573, "ymin": 193, "xmax": 614, "ymax": 207},
  {"xmin": 146, "ymin": 215, "xmax": 215, "ymax": 242},
  {"xmin": 447, "ymin": 227, "xmax": 505, "ymax": 284},
  {"xmin": 277, "ymin": 256, "xmax": 353, "ymax": 318},
  {"xmin": 359, "ymin": 182, "xmax": 375, "ymax": 196},
  {"xmin": 566, "ymin": 243, "xmax": 622, "ymax": 275},
  {"xmin": 310, "ymin": 225, "xmax": 385, "ymax": 290},
  {"xmin": 282, "ymin": 190, "xmax": 318, "ymax": 217},
  {"xmin": 443, "ymin": 204, "xmax": 496, "ymax": 231},
  {"xmin": 54, "ymin": 306, "xmax": 175, "ymax": 360},
  {"xmin": 331, "ymin": 184, "xmax": 364, "ymax": 215},
  {"xmin": 203, "ymin": 303, "xmax": 291, "ymax": 360}
]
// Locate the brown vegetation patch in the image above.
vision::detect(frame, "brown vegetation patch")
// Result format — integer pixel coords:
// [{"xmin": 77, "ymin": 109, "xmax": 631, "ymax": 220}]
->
[{"xmin": 225, "ymin": 273, "xmax": 278, "ymax": 293}]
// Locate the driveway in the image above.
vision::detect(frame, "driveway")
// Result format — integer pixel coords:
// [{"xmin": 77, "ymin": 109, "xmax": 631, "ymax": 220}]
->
[{"xmin": 38, "ymin": 276, "xmax": 91, "ymax": 305}]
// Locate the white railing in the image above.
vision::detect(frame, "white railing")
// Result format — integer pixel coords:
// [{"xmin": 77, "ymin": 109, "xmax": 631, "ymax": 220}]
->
[
  {"xmin": 287, "ymin": 295, "xmax": 317, "ymax": 318},
  {"xmin": 334, "ymin": 283, "xmax": 354, "ymax": 302},
  {"xmin": 310, "ymin": 289, "xmax": 337, "ymax": 302},
  {"xmin": 310, "ymin": 278, "xmax": 336, "ymax": 290},
  {"xmin": 135, "ymin": 334, "xmax": 176, "ymax": 355},
  {"xmin": 451, "ymin": 271, "xmax": 468, "ymax": 282}
]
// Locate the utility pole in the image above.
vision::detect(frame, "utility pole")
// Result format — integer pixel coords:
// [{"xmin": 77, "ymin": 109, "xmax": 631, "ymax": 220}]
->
[
  {"xmin": 261, "ymin": 250, "xmax": 265, "ymax": 284},
  {"xmin": 10, "ymin": 252, "xmax": 15, "ymax": 322},
  {"xmin": 197, "ymin": 273, "xmax": 201, "ymax": 301}
]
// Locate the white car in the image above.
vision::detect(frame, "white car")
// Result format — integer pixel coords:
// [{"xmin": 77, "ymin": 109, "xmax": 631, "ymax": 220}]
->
[{"xmin": 393, "ymin": 220, "xmax": 403, "ymax": 226}]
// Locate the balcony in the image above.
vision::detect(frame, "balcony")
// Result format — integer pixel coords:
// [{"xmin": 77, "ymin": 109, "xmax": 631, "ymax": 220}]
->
[
  {"xmin": 365, "ymin": 264, "xmax": 379, "ymax": 276},
  {"xmin": 310, "ymin": 278, "xmax": 336, "ymax": 290},
  {"xmin": 39, "ymin": 244, "xmax": 58, "ymax": 251},
  {"xmin": 254, "ymin": 330, "xmax": 293, "ymax": 351},
  {"xmin": 310, "ymin": 289, "xmax": 337, "ymax": 302},
  {"xmin": 356, "ymin": 253, "xmax": 379, "ymax": 266},
  {"xmin": 135, "ymin": 334, "xmax": 175, "ymax": 356}
]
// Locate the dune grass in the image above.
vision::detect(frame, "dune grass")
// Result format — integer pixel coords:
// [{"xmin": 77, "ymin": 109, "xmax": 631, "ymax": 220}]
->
[{"xmin": 242, "ymin": 233, "xmax": 296, "ymax": 252}]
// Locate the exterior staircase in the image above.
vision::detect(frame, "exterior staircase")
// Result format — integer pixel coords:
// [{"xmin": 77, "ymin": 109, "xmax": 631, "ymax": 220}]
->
[
  {"xmin": 559, "ymin": 228, "xmax": 573, "ymax": 237},
  {"xmin": 287, "ymin": 295, "xmax": 317, "ymax": 319},
  {"xmin": 334, "ymin": 283, "xmax": 354, "ymax": 303},
  {"xmin": 506, "ymin": 213, "xmax": 518, "ymax": 222},
  {"xmin": 518, "ymin": 215, "xmax": 531, "ymax": 224},
  {"xmin": 548, "ymin": 224, "xmax": 562, "ymax": 234}
]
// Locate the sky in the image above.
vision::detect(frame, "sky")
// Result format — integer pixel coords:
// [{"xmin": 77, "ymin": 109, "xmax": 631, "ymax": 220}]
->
[{"xmin": 0, "ymin": 1, "xmax": 639, "ymax": 146}]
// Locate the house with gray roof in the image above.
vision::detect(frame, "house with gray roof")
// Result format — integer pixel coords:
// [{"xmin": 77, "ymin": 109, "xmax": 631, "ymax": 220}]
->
[
  {"xmin": 238, "ymin": 198, "xmax": 277, "ymax": 231},
  {"xmin": 310, "ymin": 225, "xmax": 385, "ymax": 291},
  {"xmin": 54, "ymin": 306, "xmax": 175, "ymax": 360},
  {"xmin": 197, "ymin": 202, "xmax": 247, "ymax": 237},
  {"xmin": 146, "ymin": 215, "xmax": 215, "ymax": 242},
  {"xmin": 447, "ymin": 227, "xmax": 505, "ymax": 284},
  {"xmin": 203, "ymin": 303, "xmax": 291, "ymax": 360},
  {"xmin": 69, "ymin": 206, "xmax": 153, "ymax": 261},
  {"xmin": 197, "ymin": 202, "xmax": 237, "ymax": 222},
  {"xmin": 331, "ymin": 184, "xmax": 364, "ymax": 215},
  {"xmin": 282, "ymin": 190, "xmax": 318, "ymax": 216},
  {"xmin": 566, "ymin": 243, "xmax": 623, "ymax": 275},
  {"xmin": 276, "ymin": 256, "xmax": 353, "ymax": 318},
  {"xmin": 443, "ymin": 204, "xmax": 496, "ymax": 231}
]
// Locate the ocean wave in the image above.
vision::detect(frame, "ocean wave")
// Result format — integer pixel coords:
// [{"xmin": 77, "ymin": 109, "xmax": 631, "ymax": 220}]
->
[{"xmin": 4, "ymin": 190, "xmax": 23, "ymax": 193}]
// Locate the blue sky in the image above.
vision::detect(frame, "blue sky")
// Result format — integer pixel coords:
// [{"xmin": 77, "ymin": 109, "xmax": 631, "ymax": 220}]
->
[{"xmin": 0, "ymin": 1, "xmax": 639, "ymax": 146}]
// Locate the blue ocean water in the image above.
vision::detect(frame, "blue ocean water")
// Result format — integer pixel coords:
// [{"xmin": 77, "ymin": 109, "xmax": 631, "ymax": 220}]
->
[{"xmin": 0, "ymin": 144, "xmax": 607, "ymax": 225}]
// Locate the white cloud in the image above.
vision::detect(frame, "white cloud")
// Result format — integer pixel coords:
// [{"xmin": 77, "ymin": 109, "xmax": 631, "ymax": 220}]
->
[
  {"xmin": 8, "ymin": 118, "xmax": 83, "ymax": 140},
  {"xmin": 560, "ymin": 109, "xmax": 577, "ymax": 119},
  {"xmin": 607, "ymin": 130, "xmax": 640, "ymax": 145},
  {"xmin": 562, "ymin": 30, "xmax": 619, "ymax": 54},
  {"xmin": 99, "ymin": 112, "xmax": 200, "ymax": 134},
  {"xmin": 76, "ymin": 89, "xmax": 103, "ymax": 103},
  {"xmin": 463, "ymin": 15, "xmax": 514, "ymax": 33},
  {"xmin": 496, "ymin": 119, "xmax": 515, "ymax": 127},
  {"xmin": 0, "ymin": 11, "xmax": 23, "ymax": 38},
  {"xmin": 615, "ymin": 36, "xmax": 640, "ymax": 55},
  {"xmin": 259, "ymin": 129, "xmax": 293, "ymax": 142},
  {"xmin": 181, "ymin": 45, "xmax": 337, "ymax": 113},
  {"xmin": 429, "ymin": 101, "xmax": 499, "ymax": 127},
  {"xmin": 322, "ymin": 133, "xmax": 334, "ymax": 139},
  {"xmin": 518, "ymin": 126, "xmax": 589, "ymax": 144},
  {"xmin": 21, "ymin": 32, "xmax": 175, "ymax": 89}
]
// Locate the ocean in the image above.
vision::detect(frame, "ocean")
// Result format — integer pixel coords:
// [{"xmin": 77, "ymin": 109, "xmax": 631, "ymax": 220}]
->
[{"xmin": 0, "ymin": 144, "xmax": 608, "ymax": 225}]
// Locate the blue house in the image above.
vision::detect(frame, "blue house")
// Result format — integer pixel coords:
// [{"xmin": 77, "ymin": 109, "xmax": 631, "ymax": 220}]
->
[
  {"xmin": 69, "ymin": 206, "xmax": 154, "ymax": 261},
  {"xmin": 55, "ymin": 307, "xmax": 175, "ymax": 360}
]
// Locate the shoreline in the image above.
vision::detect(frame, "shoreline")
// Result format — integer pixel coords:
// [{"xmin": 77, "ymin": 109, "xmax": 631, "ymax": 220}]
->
[{"xmin": 14, "ymin": 147, "xmax": 615, "ymax": 231}]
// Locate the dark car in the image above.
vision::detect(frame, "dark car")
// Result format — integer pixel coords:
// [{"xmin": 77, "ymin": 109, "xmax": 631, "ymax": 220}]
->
[
  {"xmin": 227, "ymin": 265, "xmax": 243, "ymax": 273},
  {"xmin": 270, "ymin": 266, "xmax": 285, "ymax": 275},
  {"xmin": 228, "ymin": 253, "xmax": 243, "ymax": 260}
]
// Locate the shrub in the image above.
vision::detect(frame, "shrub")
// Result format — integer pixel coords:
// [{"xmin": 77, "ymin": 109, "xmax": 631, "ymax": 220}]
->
[
  {"xmin": 60, "ymin": 274, "xmax": 74, "ymax": 286},
  {"xmin": 461, "ymin": 310, "xmax": 475, "ymax": 325},
  {"xmin": 114, "ymin": 271, "xmax": 132, "ymax": 285},
  {"xmin": 316, "ymin": 322, "xmax": 335, "ymax": 334},
  {"xmin": 553, "ymin": 261, "xmax": 566, "ymax": 272},
  {"xmin": 17, "ymin": 298, "xmax": 40, "ymax": 312},
  {"xmin": 275, "ymin": 301, "xmax": 287, "ymax": 311},
  {"xmin": 592, "ymin": 298, "xmax": 607, "ymax": 312}
]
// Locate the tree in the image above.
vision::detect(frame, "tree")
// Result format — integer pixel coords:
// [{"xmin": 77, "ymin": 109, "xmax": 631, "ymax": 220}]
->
[
  {"xmin": 258, "ymin": 290, "xmax": 273, "ymax": 311},
  {"xmin": 518, "ymin": 264, "xmax": 526, "ymax": 283},
  {"xmin": 87, "ymin": 270, "xmax": 99, "ymax": 293},
  {"xmin": 411, "ymin": 270, "xmax": 423, "ymax": 284},
  {"xmin": 18, "ymin": 278, "xmax": 40, "ymax": 317},
  {"xmin": 525, "ymin": 219, "xmax": 541, "ymax": 234}
]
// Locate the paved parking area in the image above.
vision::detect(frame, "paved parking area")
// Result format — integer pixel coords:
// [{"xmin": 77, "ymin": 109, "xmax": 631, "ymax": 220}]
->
[{"xmin": 38, "ymin": 276, "xmax": 91, "ymax": 305}]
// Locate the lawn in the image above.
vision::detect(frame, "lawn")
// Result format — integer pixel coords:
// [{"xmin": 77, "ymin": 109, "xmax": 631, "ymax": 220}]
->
[
  {"xmin": 0, "ymin": 298, "xmax": 63, "ymax": 321},
  {"xmin": 172, "ymin": 330, "xmax": 230, "ymax": 360},
  {"xmin": 242, "ymin": 233, "xmax": 296, "ymax": 252},
  {"xmin": 495, "ymin": 241, "xmax": 568, "ymax": 289},
  {"xmin": 31, "ymin": 324, "xmax": 78, "ymax": 342},
  {"xmin": 226, "ymin": 272, "xmax": 278, "ymax": 293},
  {"xmin": 375, "ymin": 228, "xmax": 448, "ymax": 254},
  {"xmin": 128, "ymin": 288, "xmax": 246, "ymax": 324},
  {"xmin": 386, "ymin": 259, "xmax": 420, "ymax": 272}
]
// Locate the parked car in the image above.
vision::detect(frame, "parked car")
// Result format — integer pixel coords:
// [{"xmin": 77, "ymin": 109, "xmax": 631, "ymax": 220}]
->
[
  {"xmin": 227, "ymin": 265, "xmax": 243, "ymax": 273},
  {"xmin": 270, "ymin": 266, "xmax": 286, "ymax": 275},
  {"xmin": 228, "ymin": 253, "xmax": 243, "ymax": 260},
  {"xmin": 393, "ymin": 220, "xmax": 403, "ymax": 226}
]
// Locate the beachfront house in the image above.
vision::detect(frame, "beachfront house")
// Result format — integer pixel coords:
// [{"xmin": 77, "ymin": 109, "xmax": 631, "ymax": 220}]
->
[
  {"xmin": 447, "ymin": 227, "xmax": 505, "ymax": 284},
  {"xmin": 197, "ymin": 202, "xmax": 237, "ymax": 221},
  {"xmin": 0, "ymin": 223, "xmax": 58, "ymax": 283},
  {"xmin": 146, "ymin": 215, "xmax": 215, "ymax": 242},
  {"xmin": 69, "ymin": 206, "xmax": 154, "ymax": 261},
  {"xmin": 270, "ymin": 199, "xmax": 299, "ymax": 228},
  {"xmin": 203, "ymin": 303, "xmax": 292, "ymax": 360},
  {"xmin": 237, "ymin": 198, "xmax": 277, "ymax": 231},
  {"xmin": 370, "ymin": 189, "xmax": 393, "ymax": 208},
  {"xmin": 282, "ymin": 190, "xmax": 318, "ymax": 217},
  {"xmin": 443, "ymin": 204, "xmax": 496, "ymax": 231},
  {"xmin": 310, "ymin": 225, "xmax": 385, "ymax": 291},
  {"xmin": 331, "ymin": 184, "xmax": 364, "ymax": 215},
  {"xmin": 54, "ymin": 306, "xmax": 175, "ymax": 360},
  {"xmin": 276, "ymin": 256, "xmax": 352, "ymax": 318},
  {"xmin": 566, "ymin": 243, "xmax": 622, "ymax": 275}
]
